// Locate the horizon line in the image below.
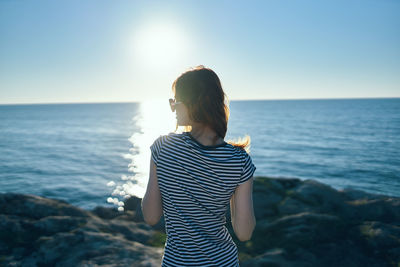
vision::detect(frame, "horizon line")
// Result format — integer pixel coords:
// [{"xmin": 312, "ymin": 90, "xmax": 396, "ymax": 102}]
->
[{"xmin": 0, "ymin": 96, "xmax": 399, "ymax": 106}]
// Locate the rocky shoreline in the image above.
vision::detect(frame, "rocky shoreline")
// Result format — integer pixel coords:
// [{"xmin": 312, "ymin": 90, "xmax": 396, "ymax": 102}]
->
[{"xmin": 1, "ymin": 176, "xmax": 399, "ymax": 266}]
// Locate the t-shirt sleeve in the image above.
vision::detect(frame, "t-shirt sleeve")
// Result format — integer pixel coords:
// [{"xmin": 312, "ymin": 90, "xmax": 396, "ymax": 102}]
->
[
  {"xmin": 150, "ymin": 135, "xmax": 165, "ymax": 166},
  {"xmin": 238, "ymin": 151, "xmax": 257, "ymax": 185}
]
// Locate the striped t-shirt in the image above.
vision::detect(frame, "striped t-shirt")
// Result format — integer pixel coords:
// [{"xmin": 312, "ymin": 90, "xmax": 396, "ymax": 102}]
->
[{"xmin": 150, "ymin": 131, "xmax": 256, "ymax": 267}]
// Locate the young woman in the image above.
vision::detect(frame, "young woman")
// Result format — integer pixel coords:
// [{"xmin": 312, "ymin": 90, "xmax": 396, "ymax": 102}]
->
[{"xmin": 141, "ymin": 65, "xmax": 256, "ymax": 266}]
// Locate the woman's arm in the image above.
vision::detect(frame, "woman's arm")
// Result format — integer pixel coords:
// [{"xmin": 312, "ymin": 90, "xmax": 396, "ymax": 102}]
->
[
  {"xmin": 230, "ymin": 177, "xmax": 256, "ymax": 241},
  {"xmin": 141, "ymin": 157, "xmax": 163, "ymax": 226}
]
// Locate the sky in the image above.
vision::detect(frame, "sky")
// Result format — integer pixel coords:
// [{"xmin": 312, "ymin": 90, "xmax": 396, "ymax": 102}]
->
[{"xmin": 0, "ymin": 0, "xmax": 399, "ymax": 104}]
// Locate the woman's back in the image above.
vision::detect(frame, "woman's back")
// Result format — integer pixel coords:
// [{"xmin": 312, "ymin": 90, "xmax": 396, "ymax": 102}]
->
[{"xmin": 151, "ymin": 131, "xmax": 256, "ymax": 266}]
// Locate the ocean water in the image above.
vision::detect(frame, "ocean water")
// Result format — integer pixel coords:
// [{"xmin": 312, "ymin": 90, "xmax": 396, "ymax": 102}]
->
[{"xmin": 0, "ymin": 98, "xmax": 399, "ymax": 210}]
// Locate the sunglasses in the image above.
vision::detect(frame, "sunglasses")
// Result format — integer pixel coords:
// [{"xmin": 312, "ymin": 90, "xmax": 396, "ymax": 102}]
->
[{"xmin": 169, "ymin": 98, "xmax": 182, "ymax": 112}]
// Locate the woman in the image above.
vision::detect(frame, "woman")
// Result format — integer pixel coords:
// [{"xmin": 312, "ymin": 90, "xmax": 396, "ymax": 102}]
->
[{"xmin": 141, "ymin": 65, "xmax": 256, "ymax": 266}]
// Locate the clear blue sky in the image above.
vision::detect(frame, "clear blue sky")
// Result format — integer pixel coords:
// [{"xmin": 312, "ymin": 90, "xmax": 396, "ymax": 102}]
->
[{"xmin": 0, "ymin": 0, "xmax": 399, "ymax": 104}]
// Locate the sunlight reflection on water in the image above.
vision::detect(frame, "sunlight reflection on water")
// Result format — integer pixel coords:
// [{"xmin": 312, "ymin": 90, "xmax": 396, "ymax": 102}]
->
[{"xmin": 107, "ymin": 99, "xmax": 176, "ymax": 211}]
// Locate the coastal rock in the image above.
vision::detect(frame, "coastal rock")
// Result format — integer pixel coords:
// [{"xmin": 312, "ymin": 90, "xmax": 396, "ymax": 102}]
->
[
  {"xmin": 241, "ymin": 248, "xmax": 316, "ymax": 267},
  {"xmin": 232, "ymin": 177, "xmax": 400, "ymax": 267},
  {"xmin": 1, "ymin": 176, "xmax": 399, "ymax": 266},
  {"xmin": 293, "ymin": 179, "xmax": 347, "ymax": 208},
  {"xmin": 358, "ymin": 221, "xmax": 400, "ymax": 259},
  {"xmin": 345, "ymin": 197, "xmax": 400, "ymax": 223},
  {"xmin": 0, "ymin": 193, "xmax": 90, "ymax": 219},
  {"xmin": 0, "ymin": 193, "xmax": 162, "ymax": 266},
  {"xmin": 91, "ymin": 206, "xmax": 122, "ymax": 220}
]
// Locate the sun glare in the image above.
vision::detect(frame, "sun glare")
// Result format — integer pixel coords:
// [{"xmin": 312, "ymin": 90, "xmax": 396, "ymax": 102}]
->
[
  {"xmin": 108, "ymin": 99, "xmax": 177, "ymax": 210},
  {"xmin": 131, "ymin": 22, "xmax": 189, "ymax": 69}
]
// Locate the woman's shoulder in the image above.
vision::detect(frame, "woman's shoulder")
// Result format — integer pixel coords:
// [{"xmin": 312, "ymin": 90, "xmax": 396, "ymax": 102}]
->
[
  {"xmin": 228, "ymin": 144, "xmax": 254, "ymax": 164},
  {"xmin": 152, "ymin": 132, "xmax": 185, "ymax": 145},
  {"xmin": 227, "ymin": 142, "xmax": 250, "ymax": 154}
]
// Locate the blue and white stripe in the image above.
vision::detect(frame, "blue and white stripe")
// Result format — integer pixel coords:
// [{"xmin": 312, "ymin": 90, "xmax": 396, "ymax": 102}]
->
[{"xmin": 150, "ymin": 131, "xmax": 256, "ymax": 266}]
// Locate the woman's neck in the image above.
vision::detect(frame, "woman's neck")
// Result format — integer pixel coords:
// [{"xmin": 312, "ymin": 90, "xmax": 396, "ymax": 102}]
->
[{"xmin": 190, "ymin": 122, "xmax": 224, "ymax": 146}]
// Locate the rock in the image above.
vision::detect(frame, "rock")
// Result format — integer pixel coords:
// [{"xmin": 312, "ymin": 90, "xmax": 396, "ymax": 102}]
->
[
  {"xmin": 294, "ymin": 179, "xmax": 347, "ymax": 208},
  {"xmin": 241, "ymin": 248, "xmax": 297, "ymax": 267},
  {"xmin": 91, "ymin": 206, "xmax": 121, "ymax": 220},
  {"xmin": 346, "ymin": 198, "xmax": 400, "ymax": 223},
  {"xmin": 124, "ymin": 195, "xmax": 142, "ymax": 211},
  {"xmin": 242, "ymin": 247, "xmax": 321, "ymax": 267},
  {"xmin": 236, "ymin": 176, "xmax": 400, "ymax": 267},
  {"xmin": 0, "ymin": 193, "xmax": 162, "ymax": 266},
  {"xmin": 277, "ymin": 197, "xmax": 313, "ymax": 215},
  {"xmin": 274, "ymin": 177, "xmax": 303, "ymax": 190},
  {"xmin": 341, "ymin": 188, "xmax": 389, "ymax": 201},
  {"xmin": 253, "ymin": 190, "xmax": 283, "ymax": 218},
  {"xmin": 33, "ymin": 216, "xmax": 88, "ymax": 235},
  {"xmin": 358, "ymin": 221, "xmax": 400, "ymax": 262},
  {"xmin": 256, "ymin": 212, "xmax": 344, "ymax": 251},
  {"xmin": 26, "ymin": 230, "xmax": 162, "ymax": 267},
  {"xmin": 1, "ymin": 176, "xmax": 400, "ymax": 267},
  {"xmin": 124, "ymin": 195, "xmax": 145, "ymax": 223},
  {"xmin": 0, "ymin": 193, "xmax": 90, "ymax": 219}
]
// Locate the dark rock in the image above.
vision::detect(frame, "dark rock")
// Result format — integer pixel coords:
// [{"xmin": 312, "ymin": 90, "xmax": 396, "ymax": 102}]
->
[
  {"xmin": 0, "ymin": 193, "xmax": 162, "ymax": 266},
  {"xmin": 33, "ymin": 216, "xmax": 88, "ymax": 235},
  {"xmin": 236, "ymin": 176, "xmax": 400, "ymax": 267},
  {"xmin": 345, "ymin": 198, "xmax": 400, "ymax": 223},
  {"xmin": 277, "ymin": 197, "xmax": 313, "ymax": 215},
  {"xmin": 91, "ymin": 206, "xmax": 121, "ymax": 220},
  {"xmin": 341, "ymin": 188, "xmax": 389, "ymax": 201},
  {"xmin": 124, "ymin": 195, "xmax": 145, "ymax": 223},
  {"xmin": 253, "ymin": 190, "xmax": 283, "ymax": 218},
  {"xmin": 0, "ymin": 193, "xmax": 90, "ymax": 219},
  {"xmin": 358, "ymin": 221, "xmax": 400, "ymax": 262},
  {"xmin": 293, "ymin": 179, "xmax": 346, "ymax": 208},
  {"xmin": 124, "ymin": 195, "xmax": 142, "ymax": 211},
  {"xmin": 1, "ymin": 176, "xmax": 399, "ymax": 267},
  {"xmin": 256, "ymin": 212, "xmax": 344, "ymax": 252},
  {"xmin": 241, "ymin": 248, "xmax": 297, "ymax": 267}
]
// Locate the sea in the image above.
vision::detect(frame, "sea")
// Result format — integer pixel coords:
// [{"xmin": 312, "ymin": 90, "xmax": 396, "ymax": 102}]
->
[{"xmin": 0, "ymin": 98, "xmax": 399, "ymax": 210}]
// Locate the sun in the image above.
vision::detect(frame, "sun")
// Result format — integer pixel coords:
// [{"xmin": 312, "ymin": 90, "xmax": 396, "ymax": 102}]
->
[{"xmin": 131, "ymin": 21, "xmax": 189, "ymax": 70}]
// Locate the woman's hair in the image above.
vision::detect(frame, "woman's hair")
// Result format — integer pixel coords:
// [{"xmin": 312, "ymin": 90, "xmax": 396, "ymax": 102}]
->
[{"xmin": 172, "ymin": 65, "xmax": 251, "ymax": 152}]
